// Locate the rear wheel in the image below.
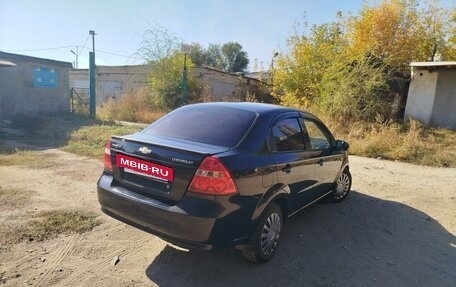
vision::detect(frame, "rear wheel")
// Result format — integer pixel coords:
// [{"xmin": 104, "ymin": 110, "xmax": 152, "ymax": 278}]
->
[
  {"xmin": 241, "ymin": 203, "xmax": 282, "ymax": 263},
  {"xmin": 324, "ymin": 168, "xmax": 352, "ymax": 203}
]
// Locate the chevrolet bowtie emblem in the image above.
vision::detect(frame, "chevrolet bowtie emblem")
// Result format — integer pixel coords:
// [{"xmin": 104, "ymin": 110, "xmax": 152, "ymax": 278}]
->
[{"xmin": 138, "ymin": 146, "xmax": 152, "ymax": 154}]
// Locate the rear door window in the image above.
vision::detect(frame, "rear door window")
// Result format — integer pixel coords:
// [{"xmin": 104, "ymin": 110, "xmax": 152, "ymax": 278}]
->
[
  {"xmin": 142, "ymin": 105, "xmax": 257, "ymax": 147},
  {"xmin": 300, "ymin": 119, "xmax": 331, "ymax": 150},
  {"xmin": 269, "ymin": 118, "xmax": 305, "ymax": 152}
]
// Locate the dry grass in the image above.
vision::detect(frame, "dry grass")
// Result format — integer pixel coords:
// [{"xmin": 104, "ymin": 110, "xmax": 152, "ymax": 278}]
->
[
  {"xmin": 98, "ymin": 88, "xmax": 165, "ymax": 123},
  {"xmin": 1, "ymin": 210, "xmax": 101, "ymax": 245},
  {"xmin": 0, "ymin": 224, "xmax": 26, "ymax": 246},
  {"xmin": 28, "ymin": 210, "xmax": 101, "ymax": 240},
  {"xmin": 0, "ymin": 186, "xmax": 100, "ymax": 245},
  {"xmin": 0, "ymin": 188, "xmax": 34, "ymax": 245},
  {"xmin": 0, "ymin": 187, "xmax": 34, "ymax": 210},
  {"xmin": 0, "ymin": 187, "xmax": 100, "ymax": 244},
  {"xmin": 0, "ymin": 150, "xmax": 58, "ymax": 168},
  {"xmin": 325, "ymin": 117, "xmax": 456, "ymax": 167}
]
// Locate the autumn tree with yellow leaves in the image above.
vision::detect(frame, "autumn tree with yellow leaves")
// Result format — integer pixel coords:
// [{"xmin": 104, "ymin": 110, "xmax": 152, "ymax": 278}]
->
[
  {"xmin": 273, "ymin": 0, "xmax": 456, "ymax": 121},
  {"xmin": 349, "ymin": 0, "xmax": 455, "ymax": 68}
]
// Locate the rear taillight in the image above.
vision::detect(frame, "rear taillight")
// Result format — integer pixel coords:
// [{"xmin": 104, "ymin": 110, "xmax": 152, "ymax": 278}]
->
[
  {"xmin": 104, "ymin": 139, "xmax": 113, "ymax": 171},
  {"xmin": 188, "ymin": 156, "xmax": 238, "ymax": 196}
]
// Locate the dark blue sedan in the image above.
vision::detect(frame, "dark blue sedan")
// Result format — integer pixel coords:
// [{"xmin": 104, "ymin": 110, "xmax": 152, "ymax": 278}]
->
[{"xmin": 97, "ymin": 102, "xmax": 351, "ymax": 263}]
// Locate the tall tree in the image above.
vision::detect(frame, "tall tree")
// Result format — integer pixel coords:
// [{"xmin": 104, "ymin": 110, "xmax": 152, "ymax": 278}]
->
[
  {"xmin": 415, "ymin": 0, "xmax": 456, "ymax": 61},
  {"xmin": 136, "ymin": 24, "xmax": 182, "ymax": 62},
  {"xmin": 449, "ymin": 9, "xmax": 456, "ymax": 60},
  {"xmin": 347, "ymin": 0, "xmax": 455, "ymax": 68},
  {"xmin": 221, "ymin": 42, "xmax": 249, "ymax": 73},
  {"xmin": 188, "ymin": 42, "xmax": 249, "ymax": 72},
  {"xmin": 204, "ymin": 44, "xmax": 225, "ymax": 70},
  {"xmin": 188, "ymin": 43, "xmax": 207, "ymax": 66}
]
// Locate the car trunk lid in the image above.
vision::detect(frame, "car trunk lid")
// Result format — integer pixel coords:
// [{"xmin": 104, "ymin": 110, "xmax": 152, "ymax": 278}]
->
[{"xmin": 108, "ymin": 133, "xmax": 230, "ymax": 203}]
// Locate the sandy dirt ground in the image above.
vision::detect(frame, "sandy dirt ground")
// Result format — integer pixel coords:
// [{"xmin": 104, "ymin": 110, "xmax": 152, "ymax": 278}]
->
[{"xmin": 0, "ymin": 148, "xmax": 455, "ymax": 287}]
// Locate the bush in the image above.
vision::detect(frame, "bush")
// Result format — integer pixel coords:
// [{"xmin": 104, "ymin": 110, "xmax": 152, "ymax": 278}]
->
[
  {"xmin": 148, "ymin": 52, "xmax": 203, "ymax": 111},
  {"xmin": 98, "ymin": 88, "xmax": 164, "ymax": 123},
  {"xmin": 319, "ymin": 55, "xmax": 391, "ymax": 122},
  {"xmin": 324, "ymin": 117, "xmax": 456, "ymax": 167}
]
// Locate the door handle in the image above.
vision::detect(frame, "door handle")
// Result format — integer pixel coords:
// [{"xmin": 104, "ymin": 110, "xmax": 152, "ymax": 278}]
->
[
  {"xmin": 281, "ymin": 164, "xmax": 292, "ymax": 174},
  {"xmin": 317, "ymin": 159, "xmax": 324, "ymax": 166}
]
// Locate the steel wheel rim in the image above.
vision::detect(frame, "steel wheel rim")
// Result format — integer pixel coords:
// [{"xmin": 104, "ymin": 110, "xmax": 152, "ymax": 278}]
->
[
  {"xmin": 260, "ymin": 212, "xmax": 281, "ymax": 257},
  {"xmin": 335, "ymin": 172, "xmax": 350, "ymax": 199}
]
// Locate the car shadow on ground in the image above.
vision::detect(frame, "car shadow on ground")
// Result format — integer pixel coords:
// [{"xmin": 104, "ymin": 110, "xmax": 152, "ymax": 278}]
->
[
  {"xmin": 146, "ymin": 191, "xmax": 456, "ymax": 287},
  {"xmin": 0, "ymin": 113, "xmax": 97, "ymax": 152}
]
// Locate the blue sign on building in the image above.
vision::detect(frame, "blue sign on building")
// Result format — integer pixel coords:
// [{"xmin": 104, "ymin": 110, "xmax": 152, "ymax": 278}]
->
[{"xmin": 34, "ymin": 67, "xmax": 58, "ymax": 88}]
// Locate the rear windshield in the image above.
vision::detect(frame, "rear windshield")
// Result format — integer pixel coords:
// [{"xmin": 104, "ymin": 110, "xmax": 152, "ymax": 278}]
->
[{"xmin": 142, "ymin": 105, "xmax": 257, "ymax": 147}]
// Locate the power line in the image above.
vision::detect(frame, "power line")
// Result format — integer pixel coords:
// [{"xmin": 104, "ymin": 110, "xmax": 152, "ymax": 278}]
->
[
  {"xmin": 3, "ymin": 43, "xmax": 136, "ymax": 61},
  {"xmin": 4, "ymin": 35, "xmax": 92, "ymax": 56},
  {"xmin": 79, "ymin": 46, "xmax": 132, "ymax": 58},
  {"xmin": 3, "ymin": 45, "xmax": 75, "ymax": 52},
  {"xmin": 78, "ymin": 34, "xmax": 91, "ymax": 56},
  {"xmin": 96, "ymin": 49, "xmax": 132, "ymax": 58}
]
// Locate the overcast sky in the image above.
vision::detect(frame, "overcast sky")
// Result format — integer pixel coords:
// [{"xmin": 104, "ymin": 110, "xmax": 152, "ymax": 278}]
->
[{"xmin": 1, "ymin": 0, "xmax": 454, "ymax": 70}]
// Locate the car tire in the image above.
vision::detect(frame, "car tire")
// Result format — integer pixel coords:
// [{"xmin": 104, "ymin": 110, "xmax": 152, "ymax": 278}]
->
[
  {"xmin": 324, "ymin": 168, "xmax": 352, "ymax": 203},
  {"xmin": 241, "ymin": 203, "xmax": 283, "ymax": 263}
]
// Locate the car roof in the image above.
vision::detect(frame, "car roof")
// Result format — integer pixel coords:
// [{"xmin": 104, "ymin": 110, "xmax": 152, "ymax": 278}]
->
[
  {"xmin": 189, "ymin": 102, "xmax": 289, "ymax": 112},
  {"xmin": 186, "ymin": 102, "xmax": 313, "ymax": 117}
]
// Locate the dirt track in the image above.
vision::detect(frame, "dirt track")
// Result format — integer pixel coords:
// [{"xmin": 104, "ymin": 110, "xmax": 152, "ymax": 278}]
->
[{"xmin": 0, "ymin": 149, "xmax": 455, "ymax": 287}]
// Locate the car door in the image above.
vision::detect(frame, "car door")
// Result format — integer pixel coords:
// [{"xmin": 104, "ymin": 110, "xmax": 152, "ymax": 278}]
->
[
  {"xmin": 299, "ymin": 118, "xmax": 345, "ymax": 196},
  {"xmin": 268, "ymin": 114, "xmax": 321, "ymax": 214}
]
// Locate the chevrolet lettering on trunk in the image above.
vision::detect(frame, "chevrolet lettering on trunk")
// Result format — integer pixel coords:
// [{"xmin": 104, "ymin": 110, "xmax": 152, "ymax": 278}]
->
[{"xmin": 116, "ymin": 153, "xmax": 173, "ymax": 182}]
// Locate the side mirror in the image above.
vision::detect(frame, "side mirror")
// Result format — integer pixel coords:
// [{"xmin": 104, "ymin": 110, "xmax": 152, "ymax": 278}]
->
[{"xmin": 335, "ymin": 140, "xmax": 349, "ymax": 151}]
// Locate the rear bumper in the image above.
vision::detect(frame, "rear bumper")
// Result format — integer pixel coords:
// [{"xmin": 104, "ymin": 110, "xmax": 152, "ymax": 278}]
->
[{"xmin": 97, "ymin": 174, "xmax": 250, "ymax": 250}]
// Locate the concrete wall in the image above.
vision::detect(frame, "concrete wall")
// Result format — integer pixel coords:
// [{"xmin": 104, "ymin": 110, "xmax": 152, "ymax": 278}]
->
[
  {"xmin": 193, "ymin": 67, "xmax": 263, "ymax": 102},
  {"xmin": 404, "ymin": 69, "xmax": 438, "ymax": 124},
  {"xmin": 0, "ymin": 52, "xmax": 72, "ymax": 118},
  {"xmin": 69, "ymin": 65, "xmax": 148, "ymax": 105},
  {"xmin": 68, "ymin": 65, "xmax": 268, "ymax": 106},
  {"xmin": 431, "ymin": 70, "xmax": 456, "ymax": 129},
  {"xmin": 405, "ymin": 65, "xmax": 456, "ymax": 130}
]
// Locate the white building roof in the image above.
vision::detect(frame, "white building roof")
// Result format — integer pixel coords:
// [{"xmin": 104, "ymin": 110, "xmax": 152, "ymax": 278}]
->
[
  {"xmin": 0, "ymin": 60, "xmax": 16, "ymax": 67},
  {"xmin": 411, "ymin": 61, "xmax": 456, "ymax": 68}
]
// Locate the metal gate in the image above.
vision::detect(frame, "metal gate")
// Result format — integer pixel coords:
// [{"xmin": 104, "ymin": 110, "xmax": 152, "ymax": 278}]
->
[{"xmin": 70, "ymin": 87, "xmax": 89, "ymax": 115}]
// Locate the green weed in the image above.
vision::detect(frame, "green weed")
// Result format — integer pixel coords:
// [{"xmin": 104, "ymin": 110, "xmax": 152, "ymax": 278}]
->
[{"xmin": 62, "ymin": 124, "xmax": 141, "ymax": 158}]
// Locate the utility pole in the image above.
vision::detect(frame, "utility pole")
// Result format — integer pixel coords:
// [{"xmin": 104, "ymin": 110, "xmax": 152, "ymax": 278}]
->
[
  {"xmin": 270, "ymin": 52, "xmax": 279, "ymax": 69},
  {"xmin": 181, "ymin": 53, "xmax": 187, "ymax": 106},
  {"xmin": 70, "ymin": 46, "xmax": 79, "ymax": 68},
  {"xmin": 89, "ymin": 30, "xmax": 96, "ymax": 118},
  {"xmin": 270, "ymin": 52, "xmax": 279, "ymax": 84},
  {"xmin": 181, "ymin": 44, "xmax": 193, "ymax": 106}
]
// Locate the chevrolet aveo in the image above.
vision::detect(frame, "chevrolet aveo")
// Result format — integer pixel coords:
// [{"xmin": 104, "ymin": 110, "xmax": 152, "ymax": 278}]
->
[{"xmin": 97, "ymin": 102, "xmax": 351, "ymax": 263}]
